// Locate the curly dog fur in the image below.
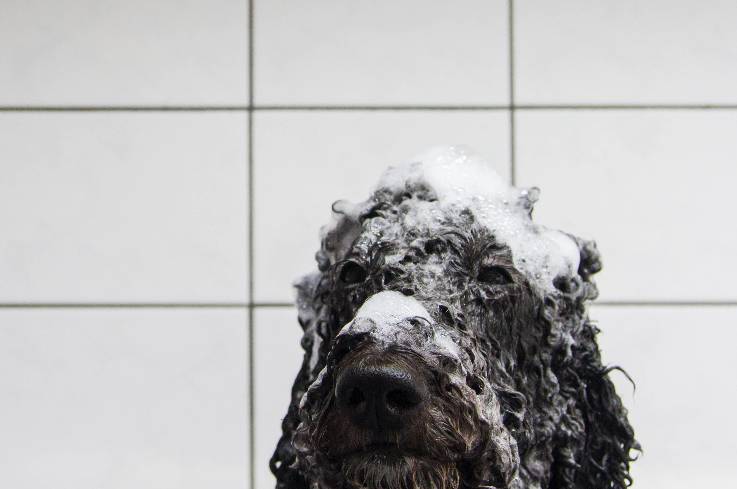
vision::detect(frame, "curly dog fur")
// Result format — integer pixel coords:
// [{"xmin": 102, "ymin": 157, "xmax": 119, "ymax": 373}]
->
[{"xmin": 270, "ymin": 150, "xmax": 638, "ymax": 489}]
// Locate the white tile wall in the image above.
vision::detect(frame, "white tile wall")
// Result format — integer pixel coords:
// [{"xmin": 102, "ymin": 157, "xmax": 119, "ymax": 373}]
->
[
  {"xmin": 2, "ymin": 1, "xmax": 736, "ymax": 489},
  {"xmin": 0, "ymin": 308, "xmax": 248, "ymax": 489},
  {"xmin": 253, "ymin": 110, "xmax": 510, "ymax": 302},
  {"xmin": 516, "ymin": 110, "xmax": 737, "ymax": 302},
  {"xmin": 593, "ymin": 305, "xmax": 737, "ymax": 489},
  {"xmin": 0, "ymin": 0, "xmax": 248, "ymax": 105},
  {"xmin": 253, "ymin": 307, "xmax": 302, "ymax": 489},
  {"xmin": 516, "ymin": 0, "xmax": 737, "ymax": 104},
  {"xmin": 0, "ymin": 112, "xmax": 248, "ymax": 303},
  {"xmin": 255, "ymin": 0, "xmax": 509, "ymax": 105}
]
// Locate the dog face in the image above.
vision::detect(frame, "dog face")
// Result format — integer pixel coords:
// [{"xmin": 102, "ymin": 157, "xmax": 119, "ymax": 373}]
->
[{"xmin": 271, "ymin": 147, "xmax": 637, "ymax": 489}]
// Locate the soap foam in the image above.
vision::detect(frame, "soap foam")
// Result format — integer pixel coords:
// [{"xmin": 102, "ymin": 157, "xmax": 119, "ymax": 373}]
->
[
  {"xmin": 353, "ymin": 290, "xmax": 433, "ymax": 325},
  {"xmin": 376, "ymin": 145, "xmax": 581, "ymax": 295},
  {"xmin": 340, "ymin": 290, "xmax": 460, "ymax": 360}
]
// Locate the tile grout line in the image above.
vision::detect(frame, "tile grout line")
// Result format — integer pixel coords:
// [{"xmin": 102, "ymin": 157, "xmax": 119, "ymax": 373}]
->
[
  {"xmin": 594, "ymin": 301, "xmax": 737, "ymax": 307},
  {"xmin": 0, "ymin": 106, "xmax": 248, "ymax": 111},
  {"xmin": 0, "ymin": 303, "xmax": 250, "ymax": 309},
  {"xmin": 513, "ymin": 104, "xmax": 737, "ymax": 110},
  {"xmin": 4, "ymin": 104, "xmax": 737, "ymax": 112},
  {"xmin": 0, "ymin": 301, "xmax": 735, "ymax": 309},
  {"xmin": 508, "ymin": 0, "xmax": 516, "ymax": 185},
  {"xmin": 247, "ymin": 0, "xmax": 255, "ymax": 487},
  {"xmin": 255, "ymin": 105, "xmax": 509, "ymax": 111}
]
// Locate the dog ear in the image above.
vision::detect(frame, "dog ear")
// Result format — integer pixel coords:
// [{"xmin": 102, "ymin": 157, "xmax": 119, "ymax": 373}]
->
[
  {"xmin": 270, "ymin": 272, "xmax": 329, "ymax": 489},
  {"xmin": 546, "ymin": 237, "xmax": 638, "ymax": 488},
  {"xmin": 554, "ymin": 318, "xmax": 639, "ymax": 489},
  {"xmin": 271, "ymin": 198, "xmax": 376, "ymax": 488}
]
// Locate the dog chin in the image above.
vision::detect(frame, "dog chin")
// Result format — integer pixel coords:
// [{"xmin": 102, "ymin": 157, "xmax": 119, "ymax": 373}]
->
[{"xmin": 340, "ymin": 452, "xmax": 461, "ymax": 489}]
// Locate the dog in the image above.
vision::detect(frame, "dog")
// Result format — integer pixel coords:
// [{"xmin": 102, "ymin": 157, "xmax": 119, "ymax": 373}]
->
[{"xmin": 270, "ymin": 146, "xmax": 637, "ymax": 489}]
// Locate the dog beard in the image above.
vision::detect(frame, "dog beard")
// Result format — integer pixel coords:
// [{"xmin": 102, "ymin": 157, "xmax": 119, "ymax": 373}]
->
[{"xmin": 340, "ymin": 452, "xmax": 461, "ymax": 489}]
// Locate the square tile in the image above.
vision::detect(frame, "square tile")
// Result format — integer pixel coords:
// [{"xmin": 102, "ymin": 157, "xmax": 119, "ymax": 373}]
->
[
  {"xmin": 0, "ymin": 112, "xmax": 248, "ymax": 302},
  {"xmin": 0, "ymin": 0, "xmax": 248, "ymax": 105},
  {"xmin": 516, "ymin": 0, "xmax": 737, "ymax": 104},
  {"xmin": 0, "ymin": 308, "xmax": 248, "ymax": 489},
  {"xmin": 255, "ymin": 1, "xmax": 509, "ymax": 105},
  {"xmin": 253, "ymin": 306, "xmax": 304, "ymax": 489},
  {"xmin": 592, "ymin": 305, "xmax": 737, "ymax": 488},
  {"xmin": 253, "ymin": 110, "xmax": 510, "ymax": 302},
  {"xmin": 516, "ymin": 111, "xmax": 736, "ymax": 302}
]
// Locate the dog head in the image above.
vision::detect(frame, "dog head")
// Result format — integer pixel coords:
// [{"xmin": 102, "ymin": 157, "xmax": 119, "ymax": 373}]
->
[{"xmin": 271, "ymin": 146, "xmax": 637, "ymax": 489}]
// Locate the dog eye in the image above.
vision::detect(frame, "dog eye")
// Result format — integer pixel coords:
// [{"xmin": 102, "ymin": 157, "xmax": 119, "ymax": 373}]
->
[
  {"xmin": 477, "ymin": 265, "xmax": 512, "ymax": 285},
  {"xmin": 382, "ymin": 268, "xmax": 400, "ymax": 286},
  {"xmin": 339, "ymin": 260, "xmax": 367, "ymax": 285},
  {"xmin": 423, "ymin": 238, "xmax": 446, "ymax": 255}
]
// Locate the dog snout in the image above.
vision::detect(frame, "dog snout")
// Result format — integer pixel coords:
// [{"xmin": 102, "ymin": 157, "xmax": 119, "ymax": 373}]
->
[{"xmin": 335, "ymin": 361, "xmax": 428, "ymax": 432}]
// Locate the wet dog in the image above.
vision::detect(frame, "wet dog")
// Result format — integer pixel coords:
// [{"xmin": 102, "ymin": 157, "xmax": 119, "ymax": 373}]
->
[{"xmin": 270, "ymin": 147, "xmax": 637, "ymax": 489}]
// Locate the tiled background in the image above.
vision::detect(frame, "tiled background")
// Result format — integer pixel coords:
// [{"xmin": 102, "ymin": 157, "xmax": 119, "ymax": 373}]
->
[{"xmin": 0, "ymin": 1, "xmax": 735, "ymax": 488}]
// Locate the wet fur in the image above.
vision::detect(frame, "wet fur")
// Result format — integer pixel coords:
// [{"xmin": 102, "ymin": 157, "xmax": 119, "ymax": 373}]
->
[{"xmin": 271, "ymin": 187, "xmax": 638, "ymax": 489}]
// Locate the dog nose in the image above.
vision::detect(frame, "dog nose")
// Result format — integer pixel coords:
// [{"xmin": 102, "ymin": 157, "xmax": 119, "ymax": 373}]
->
[{"xmin": 335, "ymin": 363, "xmax": 427, "ymax": 431}]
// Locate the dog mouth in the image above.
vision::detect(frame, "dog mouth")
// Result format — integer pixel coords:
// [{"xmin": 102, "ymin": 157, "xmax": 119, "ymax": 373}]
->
[
  {"xmin": 351, "ymin": 441, "xmax": 400, "ymax": 454},
  {"xmin": 338, "ymin": 443, "xmax": 462, "ymax": 489},
  {"xmin": 343, "ymin": 441, "xmax": 422, "ymax": 460},
  {"xmin": 338, "ymin": 440, "xmax": 462, "ymax": 471}
]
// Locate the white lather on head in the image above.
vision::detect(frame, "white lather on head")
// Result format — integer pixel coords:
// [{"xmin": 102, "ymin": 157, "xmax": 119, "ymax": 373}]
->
[{"xmin": 376, "ymin": 145, "xmax": 581, "ymax": 295}]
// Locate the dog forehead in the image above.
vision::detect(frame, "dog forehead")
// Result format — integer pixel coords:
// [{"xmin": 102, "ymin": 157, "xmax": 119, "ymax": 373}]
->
[
  {"xmin": 378, "ymin": 146, "xmax": 581, "ymax": 292},
  {"xmin": 321, "ymin": 145, "xmax": 583, "ymax": 296}
]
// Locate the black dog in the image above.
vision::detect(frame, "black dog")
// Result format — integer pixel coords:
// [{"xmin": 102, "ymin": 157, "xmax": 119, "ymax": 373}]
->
[{"xmin": 271, "ymin": 147, "xmax": 637, "ymax": 489}]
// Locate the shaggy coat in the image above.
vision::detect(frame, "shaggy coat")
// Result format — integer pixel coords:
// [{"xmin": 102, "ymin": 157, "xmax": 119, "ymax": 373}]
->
[{"xmin": 270, "ymin": 178, "xmax": 638, "ymax": 489}]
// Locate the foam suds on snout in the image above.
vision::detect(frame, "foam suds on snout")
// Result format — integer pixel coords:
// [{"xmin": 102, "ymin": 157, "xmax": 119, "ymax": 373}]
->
[
  {"xmin": 374, "ymin": 145, "xmax": 580, "ymax": 295},
  {"xmin": 339, "ymin": 291, "xmax": 460, "ymax": 359},
  {"xmin": 352, "ymin": 290, "xmax": 433, "ymax": 325}
]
